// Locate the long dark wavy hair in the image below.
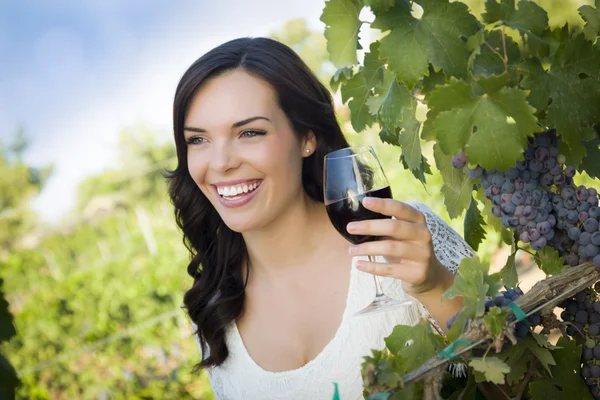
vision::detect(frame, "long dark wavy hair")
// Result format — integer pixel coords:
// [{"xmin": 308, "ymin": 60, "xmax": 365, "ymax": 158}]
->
[{"xmin": 165, "ymin": 37, "xmax": 350, "ymax": 371}]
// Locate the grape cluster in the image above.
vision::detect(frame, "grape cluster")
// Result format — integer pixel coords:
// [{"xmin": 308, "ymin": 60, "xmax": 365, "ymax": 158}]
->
[
  {"xmin": 446, "ymin": 288, "xmax": 541, "ymax": 348},
  {"xmin": 559, "ymin": 284, "xmax": 600, "ymax": 398},
  {"xmin": 454, "ymin": 129, "xmax": 600, "ymax": 269}
]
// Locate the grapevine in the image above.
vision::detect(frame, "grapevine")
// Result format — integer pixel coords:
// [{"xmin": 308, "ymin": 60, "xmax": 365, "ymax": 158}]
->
[{"xmin": 321, "ymin": 0, "xmax": 600, "ymax": 397}]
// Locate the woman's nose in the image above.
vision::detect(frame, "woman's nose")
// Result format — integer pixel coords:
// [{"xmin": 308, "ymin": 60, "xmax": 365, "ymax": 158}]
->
[{"xmin": 210, "ymin": 141, "xmax": 239, "ymax": 173}]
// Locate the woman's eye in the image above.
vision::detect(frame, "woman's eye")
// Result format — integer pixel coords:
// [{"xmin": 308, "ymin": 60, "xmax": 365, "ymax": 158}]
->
[
  {"xmin": 240, "ymin": 130, "xmax": 266, "ymax": 138},
  {"xmin": 186, "ymin": 136, "xmax": 206, "ymax": 145}
]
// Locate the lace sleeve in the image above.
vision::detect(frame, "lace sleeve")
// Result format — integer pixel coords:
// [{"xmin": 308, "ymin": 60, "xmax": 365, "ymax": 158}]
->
[
  {"xmin": 408, "ymin": 202, "xmax": 476, "ymax": 273},
  {"xmin": 405, "ymin": 202, "xmax": 475, "ymax": 331}
]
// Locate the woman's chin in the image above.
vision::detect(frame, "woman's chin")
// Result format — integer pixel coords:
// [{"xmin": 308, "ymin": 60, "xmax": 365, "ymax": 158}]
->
[{"xmin": 221, "ymin": 218, "xmax": 261, "ymax": 234}]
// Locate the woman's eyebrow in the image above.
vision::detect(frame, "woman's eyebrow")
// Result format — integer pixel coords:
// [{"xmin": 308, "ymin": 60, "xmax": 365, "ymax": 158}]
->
[{"xmin": 184, "ymin": 116, "xmax": 271, "ymax": 133}]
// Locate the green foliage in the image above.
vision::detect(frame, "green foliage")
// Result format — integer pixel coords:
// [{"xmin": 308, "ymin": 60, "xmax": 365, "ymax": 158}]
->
[
  {"xmin": 464, "ymin": 197, "xmax": 487, "ymax": 251},
  {"xmin": 535, "ymin": 246, "xmax": 567, "ymax": 275},
  {"xmin": 469, "ymin": 356, "xmax": 511, "ymax": 384},
  {"xmin": 0, "ymin": 131, "xmax": 53, "ymax": 253},
  {"xmin": 320, "ymin": 0, "xmax": 363, "ymax": 67},
  {"xmin": 0, "ymin": 278, "xmax": 19, "ymax": 399},
  {"xmin": 529, "ymin": 337, "xmax": 593, "ymax": 399},
  {"xmin": 442, "ymin": 256, "xmax": 502, "ymax": 317},
  {"xmin": 371, "ymin": 0, "xmax": 480, "ymax": 88},
  {"xmin": 483, "ymin": 306, "xmax": 508, "ymax": 336}
]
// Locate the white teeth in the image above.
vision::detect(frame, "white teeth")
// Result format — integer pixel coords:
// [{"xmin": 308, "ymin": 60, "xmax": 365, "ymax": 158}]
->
[{"xmin": 217, "ymin": 182, "xmax": 260, "ymax": 197}]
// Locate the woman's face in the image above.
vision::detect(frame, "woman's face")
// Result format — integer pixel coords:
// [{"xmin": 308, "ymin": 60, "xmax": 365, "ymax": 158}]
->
[{"xmin": 183, "ymin": 69, "xmax": 314, "ymax": 233}]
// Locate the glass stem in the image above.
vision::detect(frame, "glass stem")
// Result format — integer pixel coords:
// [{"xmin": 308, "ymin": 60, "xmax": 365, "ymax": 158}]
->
[{"xmin": 369, "ymin": 255, "xmax": 385, "ymax": 298}]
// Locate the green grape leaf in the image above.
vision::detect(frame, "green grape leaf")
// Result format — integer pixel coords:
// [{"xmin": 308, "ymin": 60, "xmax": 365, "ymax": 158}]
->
[
  {"xmin": 341, "ymin": 71, "xmax": 376, "ymax": 132},
  {"xmin": 330, "ymin": 67, "xmax": 354, "ymax": 92},
  {"xmin": 384, "ymin": 323, "xmax": 444, "ymax": 373},
  {"xmin": 580, "ymin": 139, "xmax": 600, "ymax": 179},
  {"xmin": 433, "ymin": 145, "xmax": 474, "ymax": 218},
  {"xmin": 400, "ymin": 154, "xmax": 432, "ymax": 185},
  {"xmin": 397, "ymin": 108, "xmax": 422, "ymax": 171},
  {"xmin": 500, "ymin": 252, "xmax": 519, "ymax": 289},
  {"xmin": 484, "ymin": 306, "xmax": 508, "ymax": 336},
  {"xmin": 558, "ymin": 135, "xmax": 588, "ymax": 168},
  {"xmin": 372, "ymin": 0, "xmax": 479, "ymax": 88},
  {"xmin": 421, "ymin": 64, "xmax": 446, "ymax": 98},
  {"xmin": 443, "ymin": 257, "xmax": 492, "ymax": 317},
  {"xmin": 363, "ymin": 42, "xmax": 385, "ymax": 90},
  {"xmin": 520, "ymin": 34, "xmax": 600, "ymax": 146},
  {"xmin": 364, "ymin": 0, "xmax": 395, "ymax": 14},
  {"xmin": 464, "ymin": 196, "xmax": 487, "ymax": 252},
  {"xmin": 523, "ymin": 334, "xmax": 556, "ymax": 375},
  {"xmin": 379, "ymin": 127, "xmax": 400, "ymax": 146},
  {"xmin": 427, "ymin": 77, "xmax": 539, "ymax": 170},
  {"xmin": 529, "ymin": 337, "xmax": 593, "ymax": 400},
  {"xmin": 377, "ymin": 357, "xmax": 403, "ymax": 388},
  {"xmin": 433, "ymin": 144, "xmax": 467, "ymax": 192},
  {"xmin": 531, "ymin": 331, "xmax": 562, "ymax": 350},
  {"xmin": 367, "ymin": 69, "xmax": 397, "ymax": 116},
  {"xmin": 469, "ymin": 357, "xmax": 511, "ymax": 385},
  {"xmin": 441, "ymin": 176, "xmax": 473, "ymax": 219},
  {"xmin": 535, "ymin": 246, "xmax": 566, "ymax": 276},
  {"xmin": 482, "ymin": 0, "xmax": 549, "ymax": 55},
  {"xmin": 379, "ymin": 78, "xmax": 413, "ymax": 130},
  {"xmin": 579, "ymin": 4, "xmax": 600, "ymax": 42},
  {"xmin": 321, "ymin": 0, "xmax": 363, "ymax": 68},
  {"xmin": 497, "ymin": 342, "xmax": 529, "ymax": 385},
  {"xmin": 447, "ymin": 306, "xmax": 472, "ymax": 342},
  {"xmin": 471, "ymin": 29, "xmax": 522, "ymax": 78}
]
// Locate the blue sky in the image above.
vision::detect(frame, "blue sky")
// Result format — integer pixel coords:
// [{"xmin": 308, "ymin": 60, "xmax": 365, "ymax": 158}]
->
[{"xmin": 0, "ymin": 0, "xmax": 327, "ymax": 224}]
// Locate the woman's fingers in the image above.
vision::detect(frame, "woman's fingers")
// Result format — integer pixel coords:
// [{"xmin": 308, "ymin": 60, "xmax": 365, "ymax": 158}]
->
[
  {"xmin": 346, "ymin": 218, "xmax": 431, "ymax": 243},
  {"xmin": 362, "ymin": 197, "xmax": 426, "ymax": 223},
  {"xmin": 355, "ymin": 258, "xmax": 428, "ymax": 283},
  {"xmin": 349, "ymin": 239, "xmax": 430, "ymax": 263}
]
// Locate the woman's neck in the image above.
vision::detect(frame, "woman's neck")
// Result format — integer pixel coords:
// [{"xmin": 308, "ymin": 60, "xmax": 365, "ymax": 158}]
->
[{"xmin": 242, "ymin": 192, "xmax": 332, "ymax": 278}]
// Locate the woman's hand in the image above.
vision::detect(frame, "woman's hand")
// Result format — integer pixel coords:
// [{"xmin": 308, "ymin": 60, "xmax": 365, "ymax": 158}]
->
[{"xmin": 346, "ymin": 197, "xmax": 452, "ymax": 297}]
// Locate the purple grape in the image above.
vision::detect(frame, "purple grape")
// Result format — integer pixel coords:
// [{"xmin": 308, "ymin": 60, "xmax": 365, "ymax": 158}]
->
[
  {"xmin": 565, "ymin": 253, "xmax": 579, "ymax": 266},
  {"xmin": 594, "ymin": 254, "xmax": 600, "ymax": 270},
  {"xmin": 581, "ymin": 232, "xmax": 593, "ymax": 246},
  {"xmin": 506, "ymin": 168, "xmax": 519, "ymax": 180},
  {"xmin": 451, "ymin": 152, "xmax": 467, "ymax": 169},
  {"xmin": 565, "ymin": 165, "xmax": 576, "ymax": 178},
  {"xmin": 531, "ymin": 236, "xmax": 547, "ymax": 250},
  {"xmin": 501, "ymin": 193, "xmax": 513, "ymax": 204},
  {"xmin": 578, "ymin": 186, "xmax": 590, "ymax": 201},
  {"xmin": 584, "ymin": 218, "xmax": 599, "ymax": 233},
  {"xmin": 468, "ymin": 166, "xmax": 483, "ymax": 179},
  {"xmin": 592, "ymin": 232, "xmax": 600, "ymax": 246}
]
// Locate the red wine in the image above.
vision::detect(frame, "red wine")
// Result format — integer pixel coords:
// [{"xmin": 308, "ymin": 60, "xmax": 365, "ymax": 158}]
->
[{"xmin": 326, "ymin": 186, "xmax": 392, "ymax": 245}]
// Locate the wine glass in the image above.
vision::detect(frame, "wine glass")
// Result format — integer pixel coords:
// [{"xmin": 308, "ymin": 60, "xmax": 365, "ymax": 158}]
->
[{"xmin": 324, "ymin": 145, "xmax": 412, "ymax": 316}]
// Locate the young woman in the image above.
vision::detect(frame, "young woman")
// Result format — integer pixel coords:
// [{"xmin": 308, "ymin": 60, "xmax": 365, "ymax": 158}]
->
[{"xmin": 167, "ymin": 37, "xmax": 473, "ymax": 400}]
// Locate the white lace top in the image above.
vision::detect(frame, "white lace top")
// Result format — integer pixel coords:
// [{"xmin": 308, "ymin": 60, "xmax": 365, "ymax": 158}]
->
[{"xmin": 191, "ymin": 202, "xmax": 474, "ymax": 400}]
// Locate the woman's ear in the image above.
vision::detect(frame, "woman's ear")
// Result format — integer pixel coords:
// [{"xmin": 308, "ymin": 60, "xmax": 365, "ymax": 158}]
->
[{"xmin": 302, "ymin": 130, "xmax": 317, "ymax": 157}]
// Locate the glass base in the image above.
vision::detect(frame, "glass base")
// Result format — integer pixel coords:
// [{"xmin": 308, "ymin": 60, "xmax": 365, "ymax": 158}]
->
[{"xmin": 353, "ymin": 294, "xmax": 413, "ymax": 317}]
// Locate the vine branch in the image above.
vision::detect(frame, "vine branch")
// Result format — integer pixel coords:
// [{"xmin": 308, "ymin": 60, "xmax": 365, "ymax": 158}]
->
[{"xmin": 400, "ymin": 262, "xmax": 600, "ymax": 386}]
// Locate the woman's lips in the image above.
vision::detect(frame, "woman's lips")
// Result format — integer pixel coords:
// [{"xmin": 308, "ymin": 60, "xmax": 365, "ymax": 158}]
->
[{"xmin": 213, "ymin": 180, "xmax": 263, "ymax": 208}]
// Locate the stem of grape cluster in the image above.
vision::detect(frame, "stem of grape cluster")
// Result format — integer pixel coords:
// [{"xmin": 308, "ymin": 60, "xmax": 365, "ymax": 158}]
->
[
  {"xmin": 501, "ymin": 27, "xmax": 508, "ymax": 73},
  {"xmin": 483, "ymin": 26, "xmax": 509, "ymax": 74}
]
